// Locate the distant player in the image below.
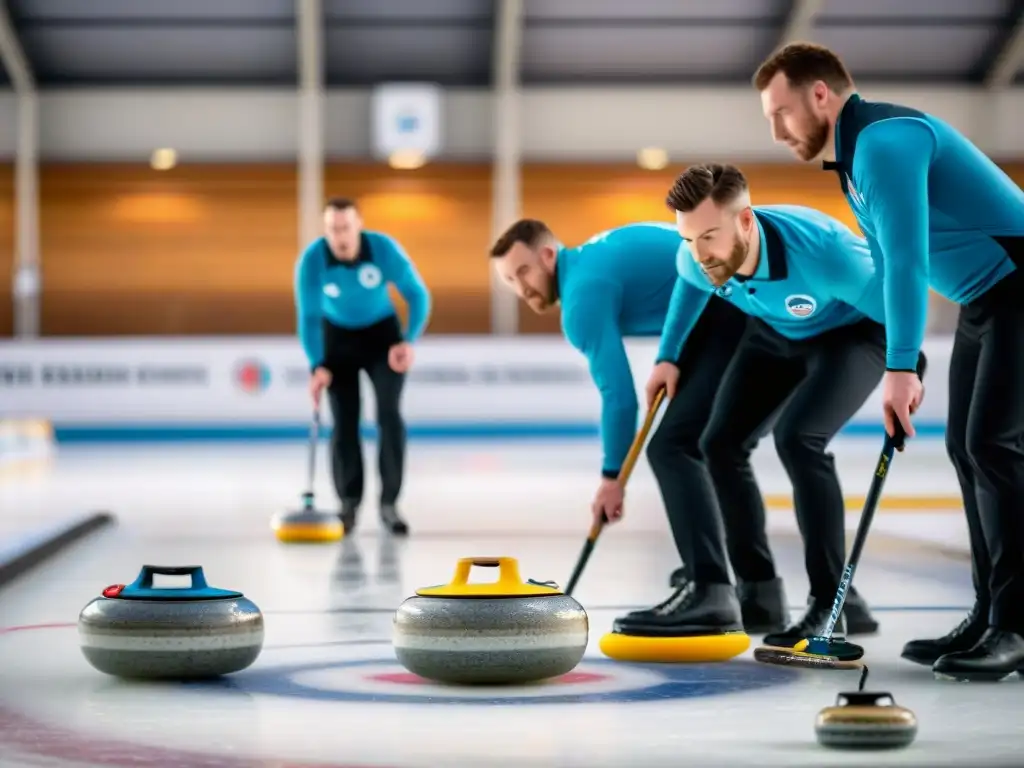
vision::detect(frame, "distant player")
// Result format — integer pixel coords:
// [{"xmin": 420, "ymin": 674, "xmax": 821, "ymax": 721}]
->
[
  {"xmin": 638, "ymin": 163, "xmax": 885, "ymax": 644},
  {"xmin": 294, "ymin": 197, "xmax": 431, "ymax": 536},
  {"xmin": 753, "ymin": 42, "xmax": 1024, "ymax": 681},
  {"xmin": 489, "ymin": 219, "xmax": 792, "ymax": 635}
]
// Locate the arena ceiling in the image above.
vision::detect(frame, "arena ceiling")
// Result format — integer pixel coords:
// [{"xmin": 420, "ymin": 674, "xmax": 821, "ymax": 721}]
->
[{"xmin": 0, "ymin": 0, "xmax": 1022, "ymax": 88}]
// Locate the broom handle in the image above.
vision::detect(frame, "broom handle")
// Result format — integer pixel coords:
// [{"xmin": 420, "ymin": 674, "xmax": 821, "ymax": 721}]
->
[
  {"xmin": 819, "ymin": 352, "xmax": 927, "ymax": 640},
  {"xmin": 585, "ymin": 387, "xmax": 667, "ymax": 539},
  {"xmin": 305, "ymin": 406, "xmax": 320, "ymax": 495}
]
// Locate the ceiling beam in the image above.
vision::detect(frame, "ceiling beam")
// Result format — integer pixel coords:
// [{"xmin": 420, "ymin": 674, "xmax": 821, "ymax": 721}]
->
[
  {"xmin": 776, "ymin": 0, "xmax": 825, "ymax": 49},
  {"xmin": 984, "ymin": 5, "xmax": 1024, "ymax": 89},
  {"xmin": 0, "ymin": 0, "xmax": 33, "ymax": 91}
]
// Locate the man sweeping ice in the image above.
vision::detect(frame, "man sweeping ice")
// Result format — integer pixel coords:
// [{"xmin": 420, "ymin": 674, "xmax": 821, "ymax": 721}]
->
[
  {"xmin": 294, "ymin": 197, "xmax": 432, "ymax": 537},
  {"xmin": 754, "ymin": 42, "xmax": 1024, "ymax": 682},
  {"xmin": 489, "ymin": 218, "xmax": 790, "ymax": 635},
  {"xmin": 638, "ymin": 163, "xmax": 886, "ymax": 645}
]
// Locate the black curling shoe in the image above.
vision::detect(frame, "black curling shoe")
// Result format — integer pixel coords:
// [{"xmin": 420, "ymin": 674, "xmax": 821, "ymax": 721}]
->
[
  {"xmin": 843, "ymin": 589, "xmax": 880, "ymax": 635},
  {"xmin": 339, "ymin": 500, "xmax": 359, "ymax": 534},
  {"xmin": 737, "ymin": 577, "xmax": 788, "ymax": 634},
  {"xmin": 763, "ymin": 598, "xmax": 847, "ymax": 648},
  {"xmin": 379, "ymin": 504, "xmax": 409, "ymax": 536},
  {"xmin": 613, "ymin": 582, "xmax": 744, "ymax": 636},
  {"xmin": 932, "ymin": 628, "xmax": 1024, "ymax": 682},
  {"xmin": 901, "ymin": 603, "xmax": 988, "ymax": 666}
]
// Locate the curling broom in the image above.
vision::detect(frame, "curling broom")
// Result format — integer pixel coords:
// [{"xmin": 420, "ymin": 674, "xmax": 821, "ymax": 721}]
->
[
  {"xmin": 754, "ymin": 352, "xmax": 928, "ymax": 670},
  {"xmin": 564, "ymin": 387, "xmax": 666, "ymax": 596}
]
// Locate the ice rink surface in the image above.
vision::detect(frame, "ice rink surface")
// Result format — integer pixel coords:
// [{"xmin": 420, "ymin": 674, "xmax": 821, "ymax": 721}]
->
[{"xmin": 0, "ymin": 437, "xmax": 1018, "ymax": 768}]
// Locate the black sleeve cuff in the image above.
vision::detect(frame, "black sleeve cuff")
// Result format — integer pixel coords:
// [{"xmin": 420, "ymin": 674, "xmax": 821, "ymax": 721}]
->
[
  {"xmin": 885, "ymin": 367, "xmax": 917, "ymax": 373},
  {"xmin": 601, "ymin": 469, "xmax": 620, "ymax": 480}
]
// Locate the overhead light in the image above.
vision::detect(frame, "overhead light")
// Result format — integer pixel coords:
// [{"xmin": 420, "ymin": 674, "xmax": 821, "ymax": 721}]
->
[
  {"xmin": 637, "ymin": 147, "xmax": 669, "ymax": 171},
  {"xmin": 150, "ymin": 148, "xmax": 177, "ymax": 171},
  {"xmin": 387, "ymin": 149, "xmax": 427, "ymax": 170}
]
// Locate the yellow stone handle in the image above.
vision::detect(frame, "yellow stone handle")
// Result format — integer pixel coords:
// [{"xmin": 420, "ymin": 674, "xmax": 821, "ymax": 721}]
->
[{"xmin": 450, "ymin": 557, "xmax": 523, "ymax": 589}]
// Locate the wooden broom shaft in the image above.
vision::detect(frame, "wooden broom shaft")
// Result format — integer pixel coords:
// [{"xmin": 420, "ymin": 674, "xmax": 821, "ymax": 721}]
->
[{"xmin": 585, "ymin": 387, "xmax": 666, "ymax": 538}]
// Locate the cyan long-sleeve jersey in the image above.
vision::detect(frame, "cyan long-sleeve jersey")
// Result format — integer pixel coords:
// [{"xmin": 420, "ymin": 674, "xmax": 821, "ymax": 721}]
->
[
  {"xmin": 824, "ymin": 93, "xmax": 1024, "ymax": 371},
  {"xmin": 557, "ymin": 223, "xmax": 681, "ymax": 478},
  {"xmin": 294, "ymin": 231, "xmax": 431, "ymax": 369},
  {"xmin": 656, "ymin": 205, "xmax": 883, "ymax": 364}
]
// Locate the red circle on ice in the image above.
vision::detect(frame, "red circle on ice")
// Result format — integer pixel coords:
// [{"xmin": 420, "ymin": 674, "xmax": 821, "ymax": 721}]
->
[{"xmin": 366, "ymin": 671, "xmax": 610, "ymax": 686}]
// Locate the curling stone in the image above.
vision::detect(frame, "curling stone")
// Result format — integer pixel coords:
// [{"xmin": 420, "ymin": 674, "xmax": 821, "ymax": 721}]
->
[
  {"xmin": 600, "ymin": 622, "xmax": 750, "ymax": 663},
  {"xmin": 271, "ymin": 492, "xmax": 343, "ymax": 543},
  {"xmin": 392, "ymin": 556, "xmax": 588, "ymax": 685},
  {"xmin": 78, "ymin": 565, "xmax": 264, "ymax": 679},
  {"xmin": 815, "ymin": 691, "xmax": 917, "ymax": 749}
]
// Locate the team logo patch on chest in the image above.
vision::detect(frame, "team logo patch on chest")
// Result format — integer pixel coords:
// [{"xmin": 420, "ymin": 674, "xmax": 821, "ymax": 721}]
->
[
  {"xmin": 785, "ymin": 294, "xmax": 817, "ymax": 318},
  {"xmin": 323, "ymin": 283, "xmax": 340, "ymax": 298},
  {"xmin": 358, "ymin": 264, "xmax": 383, "ymax": 289}
]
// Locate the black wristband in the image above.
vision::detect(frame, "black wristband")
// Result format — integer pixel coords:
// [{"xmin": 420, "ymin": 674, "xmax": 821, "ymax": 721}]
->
[{"xmin": 601, "ymin": 469, "xmax": 619, "ymax": 480}]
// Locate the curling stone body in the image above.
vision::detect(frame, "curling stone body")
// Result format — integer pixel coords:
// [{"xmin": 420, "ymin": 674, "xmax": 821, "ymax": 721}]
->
[
  {"xmin": 78, "ymin": 565, "xmax": 264, "ymax": 680},
  {"xmin": 815, "ymin": 691, "xmax": 917, "ymax": 750},
  {"xmin": 393, "ymin": 557, "xmax": 588, "ymax": 684}
]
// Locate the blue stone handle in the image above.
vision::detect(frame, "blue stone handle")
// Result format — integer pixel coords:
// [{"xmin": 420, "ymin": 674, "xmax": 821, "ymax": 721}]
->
[{"xmin": 131, "ymin": 565, "xmax": 209, "ymax": 591}]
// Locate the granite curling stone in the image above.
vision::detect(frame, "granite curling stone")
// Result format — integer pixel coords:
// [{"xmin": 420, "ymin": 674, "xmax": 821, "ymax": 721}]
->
[
  {"xmin": 815, "ymin": 691, "xmax": 918, "ymax": 750},
  {"xmin": 271, "ymin": 492, "xmax": 343, "ymax": 543},
  {"xmin": 78, "ymin": 565, "xmax": 264, "ymax": 679},
  {"xmin": 392, "ymin": 556, "xmax": 588, "ymax": 685}
]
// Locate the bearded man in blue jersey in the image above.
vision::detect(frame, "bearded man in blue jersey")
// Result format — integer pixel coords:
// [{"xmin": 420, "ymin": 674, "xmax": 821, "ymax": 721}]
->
[
  {"xmin": 754, "ymin": 42, "xmax": 1024, "ymax": 681},
  {"xmin": 636, "ymin": 162, "xmax": 886, "ymax": 646},
  {"xmin": 489, "ymin": 218, "xmax": 792, "ymax": 636}
]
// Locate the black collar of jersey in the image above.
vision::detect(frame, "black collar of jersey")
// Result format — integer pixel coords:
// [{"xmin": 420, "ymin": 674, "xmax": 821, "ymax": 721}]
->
[
  {"xmin": 822, "ymin": 93, "xmax": 863, "ymax": 173},
  {"xmin": 732, "ymin": 210, "xmax": 788, "ymax": 283},
  {"xmin": 323, "ymin": 232, "xmax": 373, "ymax": 269},
  {"xmin": 551, "ymin": 248, "xmax": 562, "ymax": 302}
]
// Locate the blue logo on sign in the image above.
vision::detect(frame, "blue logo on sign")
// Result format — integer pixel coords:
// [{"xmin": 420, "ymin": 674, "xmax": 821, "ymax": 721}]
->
[{"xmin": 396, "ymin": 113, "xmax": 418, "ymax": 133}]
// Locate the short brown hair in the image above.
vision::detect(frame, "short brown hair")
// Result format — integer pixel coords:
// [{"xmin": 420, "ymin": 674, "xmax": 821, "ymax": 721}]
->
[
  {"xmin": 666, "ymin": 163, "xmax": 748, "ymax": 213},
  {"xmin": 752, "ymin": 42, "xmax": 854, "ymax": 93},
  {"xmin": 325, "ymin": 196, "xmax": 357, "ymax": 211},
  {"xmin": 489, "ymin": 218, "xmax": 553, "ymax": 258}
]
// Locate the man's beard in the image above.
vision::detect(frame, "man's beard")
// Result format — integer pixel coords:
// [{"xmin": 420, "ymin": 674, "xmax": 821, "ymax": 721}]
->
[
  {"xmin": 795, "ymin": 111, "xmax": 830, "ymax": 161},
  {"xmin": 702, "ymin": 235, "xmax": 748, "ymax": 286}
]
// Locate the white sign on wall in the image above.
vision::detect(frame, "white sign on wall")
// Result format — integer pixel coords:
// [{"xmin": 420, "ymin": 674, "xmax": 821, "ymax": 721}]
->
[
  {"xmin": 0, "ymin": 337, "xmax": 952, "ymax": 437},
  {"xmin": 370, "ymin": 83, "xmax": 442, "ymax": 160}
]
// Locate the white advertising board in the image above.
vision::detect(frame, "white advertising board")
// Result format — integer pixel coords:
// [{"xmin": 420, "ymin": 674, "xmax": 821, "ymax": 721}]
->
[{"xmin": 0, "ymin": 336, "xmax": 951, "ymax": 440}]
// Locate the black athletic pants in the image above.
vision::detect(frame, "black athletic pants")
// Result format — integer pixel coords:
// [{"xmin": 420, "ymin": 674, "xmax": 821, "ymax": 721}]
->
[
  {"xmin": 700, "ymin": 317, "xmax": 887, "ymax": 600},
  {"xmin": 323, "ymin": 315, "xmax": 406, "ymax": 507},
  {"xmin": 646, "ymin": 295, "xmax": 750, "ymax": 585},
  {"xmin": 945, "ymin": 243, "xmax": 1024, "ymax": 633}
]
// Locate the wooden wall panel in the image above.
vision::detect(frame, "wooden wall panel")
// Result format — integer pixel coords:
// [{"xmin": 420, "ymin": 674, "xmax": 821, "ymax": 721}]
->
[
  {"xmin": 27, "ymin": 160, "xmax": 1023, "ymax": 337},
  {"xmin": 40, "ymin": 163, "xmax": 298, "ymax": 335},
  {"xmin": 322, "ymin": 163, "xmax": 492, "ymax": 335},
  {"xmin": 0, "ymin": 164, "xmax": 12, "ymax": 338},
  {"xmin": 37, "ymin": 162, "xmax": 492, "ymax": 336}
]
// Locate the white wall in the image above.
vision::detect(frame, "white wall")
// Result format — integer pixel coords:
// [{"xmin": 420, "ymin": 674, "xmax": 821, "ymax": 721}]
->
[{"xmin": 0, "ymin": 85, "xmax": 1020, "ymax": 162}]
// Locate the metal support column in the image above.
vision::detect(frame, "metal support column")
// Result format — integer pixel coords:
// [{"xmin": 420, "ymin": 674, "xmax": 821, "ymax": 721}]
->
[
  {"xmin": 489, "ymin": 0, "xmax": 524, "ymax": 336},
  {"xmin": 0, "ymin": 2, "xmax": 38, "ymax": 337},
  {"xmin": 297, "ymin": 0, "xmax": 325, "ymax": 249},
  {"xmin": 776, "ymin": 0, "xmax": 823, "ymax": 49},
  {"xmin": 984, "ymin": 8, "xmax": 1024, "ymax": 89}
]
